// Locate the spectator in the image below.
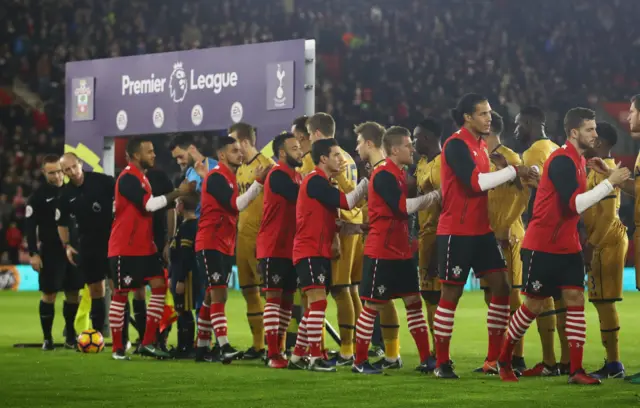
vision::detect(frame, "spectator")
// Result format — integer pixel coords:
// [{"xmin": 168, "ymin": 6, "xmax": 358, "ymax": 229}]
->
[{"xmin": 5, "ymin": 221, "xmax": 22, "ymax": 265}]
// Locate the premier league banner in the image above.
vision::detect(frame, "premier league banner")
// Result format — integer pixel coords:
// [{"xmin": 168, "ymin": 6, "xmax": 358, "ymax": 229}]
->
[{"xmin": 65, "ymin": 40, "xmax": 308, "ymax": 162}]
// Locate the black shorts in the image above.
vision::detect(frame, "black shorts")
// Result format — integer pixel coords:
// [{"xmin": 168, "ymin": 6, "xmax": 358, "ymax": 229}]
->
[
  {"xmin": 295, "ymin": 257, "xmax": 332, "ymax": 291},
  {"xmin": 360, "ymin": 256, "xmax": 419, "ymax": 302},
  {"xmin": 39, "ymin": 247, "xmax": 84, "ymax": 294},
  {"xmin": 78, "ymin": 250, "xmax": 110, "ymax": 285},
  {"xmin": 437, "ymin": 233, "xmax": 507, "ymax": 285},
  {"xmin": 196, "ymin": 249, "xmax": 234, "ymax": 289},
  {"xmin": 259, "ymin": 257, "xmax": 297, "ymax": 293},
  {"xmin": 109, "ymin": 254, "xmax": 164, "ymax": 291},
  {"xmin": 521, "ymin": 250, "xmax": 585, "ymax": 299}
]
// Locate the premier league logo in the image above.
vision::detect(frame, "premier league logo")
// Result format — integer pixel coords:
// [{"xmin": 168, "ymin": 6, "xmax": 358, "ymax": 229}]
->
[{"xmin": 169, "ymin": 62, "xmax": 188, "ymax": 103}]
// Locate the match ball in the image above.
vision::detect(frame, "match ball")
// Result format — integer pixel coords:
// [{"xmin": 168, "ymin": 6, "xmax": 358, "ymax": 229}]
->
[{"xmin": 77, "ymin": 329, "xmax": 105, "ymax": 353}]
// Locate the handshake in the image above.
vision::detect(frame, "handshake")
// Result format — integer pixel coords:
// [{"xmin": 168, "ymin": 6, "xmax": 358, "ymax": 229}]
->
[{"xmin": 490, "ymin": 152, "xmax": 540, "ymax": 186}]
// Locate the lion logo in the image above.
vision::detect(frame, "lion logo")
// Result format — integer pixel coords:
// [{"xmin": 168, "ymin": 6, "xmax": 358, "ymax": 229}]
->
[{"xmin": 169, "ymin": 62, "xmax": 188, "ymax": 103}]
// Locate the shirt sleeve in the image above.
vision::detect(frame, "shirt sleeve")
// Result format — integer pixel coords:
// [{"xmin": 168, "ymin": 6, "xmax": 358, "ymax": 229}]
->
[
  {"xmin": 444, "ymin": 138, "xmax": 480, "ymax": 191},
  {"xmin": 307, "ymin": 175, "xmax": 348, "ymax": 209},
  {"xmin": 174, "ymin": 235, "xmax": 194, "ymax": 282},
  {"xmin": 186, "ymin": 168, "xmax": 204, "ymax": 193},
  {"xmin": 56, "ymin": 191, "xmax": 71, "ymax": 227},
  {"xmin": 25, "ymin": 191, "xmax": 40, "ymax": 254},
  {"xmin": 206, "ymin": 173, "xmax": 238, "ymax": 213},
  {"xmin": 118, "ymin": 173, "xmax": 150, "ymax": 211},
  {"xmin": 548, "ymin": 156, "xmax": 580, "ymax": 212},
  {"xmin": 373, "ymin": 170, "xmax": 407, "ymax": 215},
  {"xmin": 269, "ymin": 170, "xmax": 299, "ymax": 202}
]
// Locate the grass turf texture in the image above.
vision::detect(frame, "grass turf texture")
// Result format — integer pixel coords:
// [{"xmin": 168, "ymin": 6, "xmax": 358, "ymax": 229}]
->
[{"xmin": 1, "ymin": 291, "xmax": 640, "ymax": 407}]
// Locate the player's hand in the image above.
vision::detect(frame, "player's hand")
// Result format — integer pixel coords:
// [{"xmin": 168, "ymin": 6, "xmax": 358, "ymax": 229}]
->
[
  {"xmin": 587, "ymin": 157, "xmax": 612, "ymax": 176},
  {"xmin": 162, "ymin": 243, "xmax": 170, "ymax": 264},
  {"xmin": 176, "ymin": 281, "xmax": 185, "ymax": 295},
  {"xmin": 65, "ymin": 245, "xmax": 78, "ymax": 266},
  {"xmin": 30, "ymin": 254, "xmax": 43, "ymax": 272},
  {"xmin": 490, "ymin": 152, "xmax": 508, "ymax": 170},
  {"xmin": 254, "ymin": 164, "xmax": 273, "ymax": 182},
  {"xmin": 360, "ymin": 223, "xmax": 370, "ymax": 233},
  {"xmin": 178, "ymin": 180, "xmax": 196, "ymax": 195},
  {"xmin": 607, "ymin": 163, "xmax": 631, "ymax": 186},
  {"xmin": 194, "ymin": 160, "xmax": 208, "ymax": 179},
  {"xmin": 339, "ymin": 160, "xmax": 348, "ymax": 174}
]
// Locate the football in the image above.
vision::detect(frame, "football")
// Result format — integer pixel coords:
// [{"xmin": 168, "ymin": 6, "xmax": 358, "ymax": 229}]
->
[{"xmin": 77, "ymin": 329, "xmax": 104, "ymax": 353}]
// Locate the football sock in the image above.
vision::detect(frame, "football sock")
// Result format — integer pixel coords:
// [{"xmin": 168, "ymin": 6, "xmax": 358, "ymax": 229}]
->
[
  {"xmin": 245, "ymin": 290, "xmax": 265, "ymax": 350},
  {"xmin": 307, "ymin": 300, "xmax": 327, "ymax": 360},
  {"xmin": 210, "ymin": 302, "xmax": 229, "ymax": 346},
  {"xmin": 63, "ymin": 301, "xmax": 79, "ymax": 343},
  {"xmin": 142, "ymin": 287, "xmax": 166, "ymax": 346},
  {"xmin": 434, "ymin": 299, "xmax": 457, "ymax": 367},
  {"xmin": 486, "ymin": 295, "xmax": 510, "ymax": 361},
  {"xmin": 279, "ymin": 298, "xmax": 293, "ymax": 352},
  {"xmin": 132, "ymin": 298, "xmax": 147, "ymax": 340},
  {"xmin": 536, "ymin": 297, "xmax": 557, "ymax": 366},
  {"xmin": 555, "ymin": 298, "xmax": 570, "ymax": 364},
  {"xmin": 499, "ymin": 304, "xmax": 536, "ymax": 363},
  {"xmin": 566, "ymin": 306, "xmax": 586, "ymax": 374},
  {"xmin": 380, "ymin": 302, "xmax": 400, "ymax": 360},
  {"xmin": 39, "ymin": 300, "xmax": 55, "ymax": 341},
  {"xmin": 264, "ymin": 297, "xmax": 281, "ymax": 358},
  {"xmin": 196, "ymin": 302, "xmax": 212, "ymax": 348},
  {"xmin": 109, "ymin": 293, "xmax": 127, "ymax": 352},
  {"xmin": 406, "ymin": 301, "xmax": 430, "ymax": 362},
  {"xmin": 178, "ymin": 311, "xmax": 195, "ymax": 350},
  {"xmin": 425, "ymin": 301, "xmax": 438, "ymax": 355},
  {"xmin": 594, "ymin": 302, "xmax": 620, "ymax": 362},
  {"xmin": 350, "ymin": 288, "xmax": 363, "ymax": 326},
  {"xmin": 355, "ymin": 306, "xmax": 378, "ymax": 365},
  {"xmin": 334, "ymin": 290, "xmax": 355, "ymax": 358},
  {"xmin": 370, "ymin": 314, "xmax": 384, "ymax": 348},
  {"xmin": 291, "ymin": 310, "xmax": 309, "ymax": 360},
  {"xmin": 90, "ymin": 297, "xmax": 106, "ymax": 334},
  {"xmin": 122, "ymin": 301, "xmax": 130, "ymax": 346},
  {"xmin": 510, "ymin": 289, "xmax": 524, "ymax": 358}
]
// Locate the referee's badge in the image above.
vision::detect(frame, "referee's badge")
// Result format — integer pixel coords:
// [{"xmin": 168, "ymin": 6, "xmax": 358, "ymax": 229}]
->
[
  {"xmin": 25, "ymin": 205, "xmax": 33, "ymax": 218},
  {"xmin": 55, "ymin": 209, "xmax": 61, "ymax": 221},
  {"xmin": 92, "ymin": 202, "xmax": 102, "ymax": 213}
]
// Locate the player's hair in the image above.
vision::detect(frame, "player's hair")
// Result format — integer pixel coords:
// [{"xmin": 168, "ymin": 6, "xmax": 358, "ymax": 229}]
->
[
  {"xmin": 126, "ymin": 137, "xmax": 152, "ymax": 159},
  {"xmin": 354, "ymin": 121, "xmax": 385, "ymax": 148},
  {"xmin": 417, "ymin": 117, "xmax": 443, "ymax": 138},
  {"xmin": 563, "ymin": 107, "xmax": 596, "ymax": 136},
  {"xmin": 596, "ymin": 122, "xmax": 618, "ymax": 147},
  {"xmin": 61, "ymin": 152, "xmax": 80, "ymax": 162},
  {"xmin": 450, "ymin": 93, "xmax": 488, "ymax": 127},
  {"xmin": 520, "ymin": 106, "xmax": 546, "ymax": 123},
  {"xmin": 307, "ymin": 112, "xmax": 336, "ymax": 138},
  {"xmin": 382, "ymin": 126, "xmax": 411, "ymax": 155},
  {"xmin": 632, "ymin": 95, "xmax": 640, "ymax": 111},
  {"xmin": 42, "ymin": 154, "xmax": 60, "ymax": 167},
  {"xmin": 311, "ymin": 138, "xmax": 338, "ymax": 165},
  {"xmin": 168, "ymin": 133, "xmax": 195, "ymax": 151},
  {"xmin": 490, "ymin": 111, "xmax": 504, "ymax": 136},
  {"xmin": 229, "ymin": 122, "xmax": 256, "ymax": 145},
  {"xmin": 180, "ymin": 192, "xmax": 199, "ymax": 212},
  {"xmin": 292, "ymin": 116, "xmax": 309, "ymax": 137},
  {"xmin": 272, "ymin": 132, "xmax": 296, "ymax": 158},
  {"xmin": 216, "ymin": 136, "xmax": 238, "ymax": 153}
]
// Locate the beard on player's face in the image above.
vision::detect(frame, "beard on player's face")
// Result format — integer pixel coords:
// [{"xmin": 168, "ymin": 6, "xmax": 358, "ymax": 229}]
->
[{"xmin": 285, "ymin": 152, "xmax": 302, "ymax": 168}]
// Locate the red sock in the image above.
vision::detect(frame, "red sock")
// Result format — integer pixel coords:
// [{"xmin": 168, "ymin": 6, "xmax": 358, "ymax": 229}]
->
[
  {"xmin": 566, "ymin": 306, "xmax": 586, "ymax": 374},
  {"xmin": 355, "ymin": 306, "xmax": 378, "ymax": 365},
  {"xmin": 293, "ymin": 310, "xmax": 309, "ymax": 357},
  {"xmin": 141, "ymin": 287, "xmax": 165, "ymax": 346},
  {"xmin": 278, "ymin": 298, "xmax": 293, "ymax": 351},
  {"xmin": 499, "ymin": 304, "xmax": 536, "ymax": 363},
  {"xmin": 307, "ymin": 300, "xmax": 327, "ymax": 358},
  {"xmin": 264, "ymin": 298, "xmax": 281, "ymax": 358},
  {"xmin": 109, "ymin": 293, "xmax": 127, "ymax": 352},
  {"xmin": 434, "ymin": 299, "xmax": 457, "ymax": 367},
  {"xmin": 406, "ymin": 301, "xmax": 430, "ymax": 362},
  {"xmin": 486, "ymin": 295, "xmax": 510, "ymax": 361},
  {"xmin": 210, "ymin": 302, "xmax": 228, "ymax": 345},
  {"xmin": 196, "ymin": 302, "xmax": 212, "ymax": 348}
]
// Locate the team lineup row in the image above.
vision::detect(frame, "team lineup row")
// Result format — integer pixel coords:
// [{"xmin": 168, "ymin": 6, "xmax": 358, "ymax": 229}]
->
[{"xmin": 24, "ymin": 93, "xmax": 640, "ymax": 385}]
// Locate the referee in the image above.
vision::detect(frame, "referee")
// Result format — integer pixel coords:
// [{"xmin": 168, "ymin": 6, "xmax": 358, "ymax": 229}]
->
[
  {"xmin": 57, "ymin": 153, "xmax": 115, "ymax": 335},
  {"xmin": 26, "ymin": 155, "xmax": 83, "ymax": 350}
]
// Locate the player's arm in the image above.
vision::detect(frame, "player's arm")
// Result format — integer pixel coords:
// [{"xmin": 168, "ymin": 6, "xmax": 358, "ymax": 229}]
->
[
  {"xmin": 56, "ymin": 192, "xmax": 72, "ymax": 247},
  {"xmin": 206, "ymin": 173, "xmax": 263, "ymax": 212},
  {"xmin": 373, "ymin": 171, "xmax": 440, "ymax": 216},
  {"xmin": 119, "ymin": 173, "xmax": 184, "ymax": 212},
  {"xmin": 25, "ymin": 192, "xmax": 41, "ymax": 256},
  {"xmin": 307, "ymin": 175, "xmax": 368, "ymax": 210},
  {"xmin": 618, "ymin": 179, "xmax": 635, "ymax": 197},
  {"xmin": 269, "ymin": 170, "xmax": 300, "ymax": 202},
  {"xmin": 445, "ymin": 139, "xmax": 516, "ymax": 192},
  {"xmin": 586, "ymin": 192, "xmax": 617, "ymax": 249},
  {"xmin": 174, "ymin": 236, "xmax": 193, "ymax": 284},
  {"xmin": 548, "ymin": 156, "xmax": 614, "ymax": 215},
  {"xmin": 334, "ymin": 160, "xmax": 357, "ymax": 194}
]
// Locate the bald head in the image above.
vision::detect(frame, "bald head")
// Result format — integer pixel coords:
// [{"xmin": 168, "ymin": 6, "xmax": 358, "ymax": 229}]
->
[{"xmin": 60, "ymin": 152, "xmax": 84, "ymax": 184}]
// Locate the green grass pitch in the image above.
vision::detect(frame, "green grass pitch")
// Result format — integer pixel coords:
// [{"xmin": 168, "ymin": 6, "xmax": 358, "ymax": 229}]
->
[{"xmin": 1, "ymin": 291, "xmax": 640, "ymax": 407}]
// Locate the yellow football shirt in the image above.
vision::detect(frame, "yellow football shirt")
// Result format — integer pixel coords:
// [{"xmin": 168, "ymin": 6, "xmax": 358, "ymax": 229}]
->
[
  {"xmin": 237, "ymin": 153, "xmax": 275, "ymax": 236},
  {"xmin": 415, "ymin": 154, "xmax": 441, "ymax": 236},
  {"xmin": 522, "ymin": 139, "xmax": 559, "ymax": 177},
  {"xmin": 488, "ymin": 145, "xmax": 528, "ymax": 240},
  {"xmin": 362, "ymin": 159, "xmax": 385, "ymax": 223},
  {"xmin": 298, "ymin": 152, "xmax": 315, "ymax": 176},
  {"xmin": 334, "ymin": 148, "xmax": 363, "ymax": 224},
  {"xmin": 584, "ymin": 158, "xmax": 627, "ymax": 247}
]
